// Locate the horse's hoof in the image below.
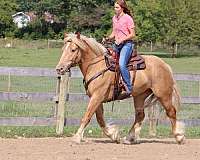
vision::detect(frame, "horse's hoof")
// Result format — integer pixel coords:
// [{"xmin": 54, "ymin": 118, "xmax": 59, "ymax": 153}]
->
[
  {"xmin": 106, "ymin": 124, "xmax": 120, "ymax": 143},
  {"xmin": 120, "ymin": 136, "xmax": 136, "ymax": 145},
  {"xmin": 176, "ymin": 135, "xmax": 185, "ymax": 145},
  {"xmin": 120, "ymin": 138, "xmax": 132, "ymax": 145},
  {"xmin": 72, "ymin": 134, "xmax": 82, "ymax": 144}
]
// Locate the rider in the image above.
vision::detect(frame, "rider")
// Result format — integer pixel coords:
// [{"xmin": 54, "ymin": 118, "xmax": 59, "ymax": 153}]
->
[{"xmin": 106, "ymin": 0, "xmax": 135, "ymax": 96}]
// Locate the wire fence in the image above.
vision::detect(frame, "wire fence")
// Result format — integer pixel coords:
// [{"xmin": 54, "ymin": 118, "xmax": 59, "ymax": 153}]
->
[{"xmin": 0, "ymin": 67, "xmax": 199, "ymax": 127}]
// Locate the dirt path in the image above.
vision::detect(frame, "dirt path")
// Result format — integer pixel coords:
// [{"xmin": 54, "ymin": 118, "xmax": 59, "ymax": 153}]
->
[{"xmin": 0, "ymin": 137, "xmax": 199, "ymax": 160}]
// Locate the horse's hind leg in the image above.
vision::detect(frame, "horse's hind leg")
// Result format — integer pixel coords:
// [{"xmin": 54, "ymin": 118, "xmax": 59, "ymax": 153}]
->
[
  {"xmin": 121, "ymin": 92, "xmax": 148, "ymax": 144},
  {"xmin": 159, "ymin": 95, "xmax": 185, "ymax": 144},
  {"xmin": 96, "ymin": 104, "xmax": 120, "ymax": 143}
]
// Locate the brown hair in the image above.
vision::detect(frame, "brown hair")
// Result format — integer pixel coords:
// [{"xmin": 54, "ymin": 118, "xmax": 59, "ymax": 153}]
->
[{"xmin": 115, "ymin": 0, "xmax": 133, "ymax": 17}]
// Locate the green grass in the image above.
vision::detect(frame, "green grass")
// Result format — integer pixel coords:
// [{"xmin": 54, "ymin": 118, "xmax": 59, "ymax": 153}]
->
[
  {"xmin": 0, "ymin": 48, "xmax": 61, "ymax": 68},
  {"xmin": 0, "ymin": 125, "xmax": 199, "ymax": 138},
  {"xmin": 0, "ymin": 76, "xmax": 57, "ymax": 92},
  {"xmin": 0, "ymin": 100, "xmax": 199, "ymax": 120},
  {"xmin": 163, "ymin": 57, "xmax": 200, "ymax": 74},
  {"xmin": 140, "ymin": 51, "xmax": 200, "ymax": 73},
  {"xmin": 0, "ymin": 48, "xmax": 200, "ymax": 73},
  {"xmin": 0, "ymin": 76, "xmax": 85, "ymax": 93},
  {"xmin": 0, "ymin": 76, "xmax": 199, "ymax": 98},
  {"xmin": 0, "ymin": 101, "xmax": 54, "ymax": 117}
]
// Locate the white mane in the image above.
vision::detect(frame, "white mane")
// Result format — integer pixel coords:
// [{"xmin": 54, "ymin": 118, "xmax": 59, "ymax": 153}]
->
[{"xmin": 64, "ymin": 33, "xmax": 107, "ymax": 56}]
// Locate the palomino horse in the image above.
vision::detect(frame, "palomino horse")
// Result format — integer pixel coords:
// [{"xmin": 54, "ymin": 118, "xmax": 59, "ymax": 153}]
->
[{"xmin": 56, "ymin": 33, "xmax": 185, "ymax": 144}]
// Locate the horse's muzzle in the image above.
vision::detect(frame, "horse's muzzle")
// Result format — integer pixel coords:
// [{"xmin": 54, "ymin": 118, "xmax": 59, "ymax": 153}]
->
[{"xmin": 56, "ymin": 63, "xmax": 71, "ymax": 75}]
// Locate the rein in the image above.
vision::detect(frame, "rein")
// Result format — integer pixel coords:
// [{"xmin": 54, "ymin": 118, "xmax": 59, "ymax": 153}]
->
[
  {"xmin": 82, "ymin": 55, "xmax": 112, "ymax": 92},
  {"xmin": 83, "ymin": 66, "xmax": 111, "ymax": 91},
  {"xmin": 65, "ymin": 36, "xmax": 112, "ymax": 94}
]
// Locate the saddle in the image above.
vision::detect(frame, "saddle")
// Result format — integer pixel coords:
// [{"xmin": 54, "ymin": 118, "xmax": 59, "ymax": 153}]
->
[
  {"xmin": 105, "ymin": 48, "xmax": 146, "ymax": 101},
  {"xmin": 105, "ymin": 48, "xmax": 146, "ymax": 72}
]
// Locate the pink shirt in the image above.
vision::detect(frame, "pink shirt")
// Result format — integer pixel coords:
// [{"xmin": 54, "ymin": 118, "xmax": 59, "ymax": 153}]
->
[{"xmin": 112, "ymin": 14, "xmax": 135, "ymax": 42}]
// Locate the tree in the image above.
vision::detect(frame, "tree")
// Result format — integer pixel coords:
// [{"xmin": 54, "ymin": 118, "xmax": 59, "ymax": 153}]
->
[
  {"xmin": 0, "ymin": 0, "xmax": 18, "ymax": 37},
  {"xmin": 162, "ymin": 0, "xmax": 200, "ymax": 46},
  {"xmin": 129, "ymin": 0, "xmax": 164, "ymax": 43}
]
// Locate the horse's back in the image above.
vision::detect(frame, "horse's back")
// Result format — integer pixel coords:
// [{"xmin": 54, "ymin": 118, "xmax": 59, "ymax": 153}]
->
[
  {"xmin": 142, "ymin": 55, "xmax": 173, "ymax": 76},
  {"xmin": 140, "ymin": 55, "xmax": 174, "ymax": 96}
]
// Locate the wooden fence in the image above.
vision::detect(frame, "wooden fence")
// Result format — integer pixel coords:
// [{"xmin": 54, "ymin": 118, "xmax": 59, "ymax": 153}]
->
[
  {"xmin": 0, "ymin": 66, "xmax": 200, "ymax": 103},
  {"xmin": 0, "ymin": 67, "xmax": 200, "ymax": 134}
]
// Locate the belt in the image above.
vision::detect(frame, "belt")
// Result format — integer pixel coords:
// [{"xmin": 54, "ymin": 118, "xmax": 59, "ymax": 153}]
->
[
  {"xmin": 115, "ymin": 40, "xmax": 134, "ymax": 46},
  {"xmin": 123, "ymin": 40, "xmax": 134, "ymax": 44}
]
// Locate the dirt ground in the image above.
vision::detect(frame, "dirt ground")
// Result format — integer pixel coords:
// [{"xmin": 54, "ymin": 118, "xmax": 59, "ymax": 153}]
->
[{"xmin": 0, "ymin": 137, "xmax": 199, "ymax": 160}]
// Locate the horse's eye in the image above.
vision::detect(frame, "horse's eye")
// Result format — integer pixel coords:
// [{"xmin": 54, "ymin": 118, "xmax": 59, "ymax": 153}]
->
[{"xmin": 72, "ymin": 48, "xmax": 76, "ymax": 52}]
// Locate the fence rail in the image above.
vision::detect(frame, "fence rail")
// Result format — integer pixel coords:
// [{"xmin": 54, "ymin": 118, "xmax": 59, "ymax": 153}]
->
[
  {"xmin": 0, "ymin": 92, "xmax": 199, "ymax": 104},
  {"xmin": 1, "ymin": 66, "xmax": 200, "ymax": 80},
  {"xmin": 0, "ymin": 67, "xmax": 200, "ymax": 128},
  {"xmin": 0, "ymin": 67, "xmax": 200, "ymax": 103},
  {"xmin": 0, "ymin": 117, "xmax": 199, "ymax": 127},
  {"xmin": 0, "ymin": 67, "xmax": 81, "ymax": 77}
]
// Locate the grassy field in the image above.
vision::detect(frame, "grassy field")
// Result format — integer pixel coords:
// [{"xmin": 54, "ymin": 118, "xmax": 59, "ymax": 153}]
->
[
  {"xmin": 0, "ymin": 48, "xmax": 61, "ymax": 68},
  {"xmin": 0, "ymin": 48, "xmax": 200, "ymax": 73},
  {"xmin": 0, "ymin": 47, "xmax": 200, "ymax": 138}
]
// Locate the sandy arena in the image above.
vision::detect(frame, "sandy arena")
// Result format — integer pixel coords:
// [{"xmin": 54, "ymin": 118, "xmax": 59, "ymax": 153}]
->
[{"xmin": 0, "ymin": 137, "xmax": 199, "ymax": 160}]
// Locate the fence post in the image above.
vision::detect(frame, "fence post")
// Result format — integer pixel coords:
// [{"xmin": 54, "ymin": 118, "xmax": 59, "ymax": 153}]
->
[
  {"xmin": 199, "ymin": 81, "xmax": 200, "ymax": 97},
  {"xmin": 148, "ymin": 102, "xmax": 159, "ymax": 137},
  {"xmin": 150, "ymin": 41, "xmax": 153, "ymax": 52},
  {"xmin": 47, "ymin": 39, "xmax": 50, "ymax": 49},
  {"xmin": 54, "ymin": 76, "xmax": 61, "ymax": 117},
  {"xmin": 172, "ymin": 43, "xmax": 178, "ymax": 58},
  {"xmin": 7, "ymin": 72, "xmax": 11, "ymax": 92},
  {"xmin": 56, "ymin": 72, "xmax": 69, "ymax": 135}
]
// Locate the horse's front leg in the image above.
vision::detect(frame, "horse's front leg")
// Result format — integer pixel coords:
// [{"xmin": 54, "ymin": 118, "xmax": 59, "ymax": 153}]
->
[
  {"xmin": 96, "ymin": 104, "xmax": 120, "ymax": 143},
  {"xmin": 72, "ymin": 95, "xmax": 102, "ymax": 143}
]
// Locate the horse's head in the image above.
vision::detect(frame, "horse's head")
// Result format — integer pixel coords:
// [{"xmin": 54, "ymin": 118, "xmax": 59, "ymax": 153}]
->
[
  {"xmin": 56, "ymin": 32, "xmax": 107, "ymax": 75},
  {"xmin": 56, "ymin": 32, "xmax": 87, "ymax": 75}
]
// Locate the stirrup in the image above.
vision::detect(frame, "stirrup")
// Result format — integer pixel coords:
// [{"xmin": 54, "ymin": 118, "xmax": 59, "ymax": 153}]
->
[{"xmin": 116, "ymin": 91, "xmax": 132, "ymax": 100}]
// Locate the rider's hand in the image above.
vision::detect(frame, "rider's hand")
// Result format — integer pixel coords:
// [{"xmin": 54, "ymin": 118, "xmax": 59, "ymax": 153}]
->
[
  {"xmin": 115, "ymin": 39, "xmax": 123, "ymax": 45},
  {"xmin": 102, "ymin": 37, "xmax": 109, "ymax": 44},
  {"xmin": 105, "ymin": 37, "xmax": 110, "ymax": 41}
]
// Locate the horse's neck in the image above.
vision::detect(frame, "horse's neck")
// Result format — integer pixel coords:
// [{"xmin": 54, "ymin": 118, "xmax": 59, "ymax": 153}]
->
[{"xmin": 79, "ymin": 51, "xmax": 105, "ymax": 79}]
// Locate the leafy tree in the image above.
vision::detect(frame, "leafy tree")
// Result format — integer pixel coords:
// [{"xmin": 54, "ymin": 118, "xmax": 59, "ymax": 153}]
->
[
  {"xmin": 162, "ymin": 0, "xmax": 200, "ymax": 46},
  {"xmin": 0, "ymin": 0, "xmax": 18, "ymax": 37},
  {"xmin": 129, "ymin": 0, "xmax": 165, "ymax": 43},
  {"xmin": 5, "ymin": 0, "xmax": 200, "ymax": 47}
]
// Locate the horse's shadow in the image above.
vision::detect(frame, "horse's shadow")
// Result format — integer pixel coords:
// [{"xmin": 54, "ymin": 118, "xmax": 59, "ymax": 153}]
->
[{"xmin": 93, "ymin": 138, "xmax": 177, "ymax": 145}]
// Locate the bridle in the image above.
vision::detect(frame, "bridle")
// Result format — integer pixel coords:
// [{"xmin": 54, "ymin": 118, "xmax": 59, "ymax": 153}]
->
[
  {"xmin": 62, "ymin": 36, "xmax": 111, "ymax": 94},
  {"xmin": 63, "ymin": 37, "xmax": 104, "ymax": 69},
  {"xmin": 62, "ymin": 39, "xmax": 82, "ymax": 68}
]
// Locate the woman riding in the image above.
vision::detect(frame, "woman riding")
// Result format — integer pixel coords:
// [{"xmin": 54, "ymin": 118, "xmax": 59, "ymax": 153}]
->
[{"xmin": 106, "ymin": 0, "xmax": 135, "ymax": 96}]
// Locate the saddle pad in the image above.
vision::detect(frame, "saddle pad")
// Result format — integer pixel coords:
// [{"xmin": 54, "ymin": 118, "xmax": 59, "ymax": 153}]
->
[{"xmin": 105, "ymin": 48, "xmax": 146, "ymax": 72}]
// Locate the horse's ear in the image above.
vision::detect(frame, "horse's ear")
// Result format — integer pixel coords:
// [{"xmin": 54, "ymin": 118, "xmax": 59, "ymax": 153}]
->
[
  {"xmin": 75, "ymin": 31, "xmax": 81, "ymax": 39},
  {"xmin": 64, "ymin": 32, "xmax": 68, "ymax": 38}
]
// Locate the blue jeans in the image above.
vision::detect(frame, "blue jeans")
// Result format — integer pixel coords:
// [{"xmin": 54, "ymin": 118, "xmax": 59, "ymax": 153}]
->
[{"xmin": 113, "ymin": 41, "xmax": 134, "ymax": 93}]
